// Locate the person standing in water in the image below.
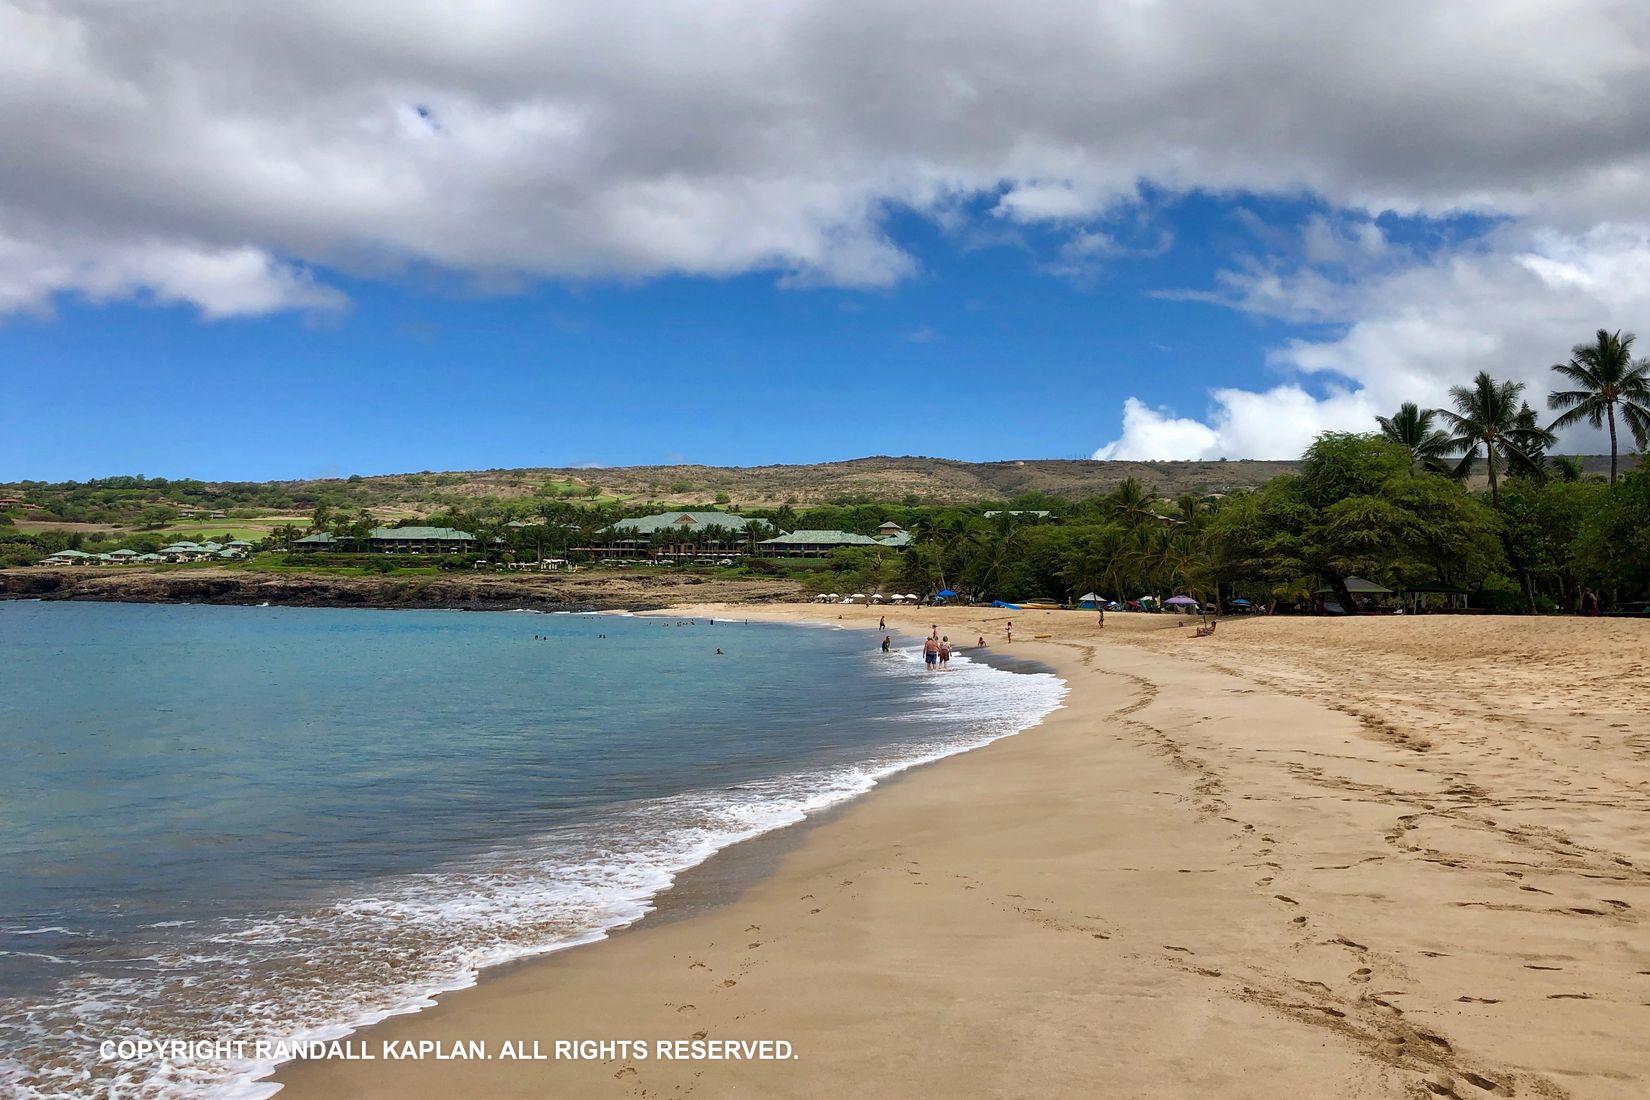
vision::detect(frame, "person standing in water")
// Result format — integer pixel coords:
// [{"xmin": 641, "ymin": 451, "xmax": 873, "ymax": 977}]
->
[
  {"xmin": 923, "ymin": 635, "xmax": 940, "ymax": 669},
  {"xmin": 881, "ymin": 635, "xmax": 892, "ymax": 653},
  {"xmin": 938, "ymin": 636, "xmax": 951, "ymax": 667}
]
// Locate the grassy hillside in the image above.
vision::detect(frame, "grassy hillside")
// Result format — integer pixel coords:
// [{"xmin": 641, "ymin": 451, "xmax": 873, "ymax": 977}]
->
[{"xmin": 2, "ymin": 453, "xmax": 1634, "ymax": 533}]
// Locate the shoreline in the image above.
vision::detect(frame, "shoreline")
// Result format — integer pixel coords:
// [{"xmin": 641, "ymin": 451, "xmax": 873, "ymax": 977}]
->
[
  {"xmin": 267, "ymin": 604, "xmax": 1650, "ymax": 1099},
  {"xmin": 0, "ymin": 566, "xmax": 801, "ymax": 613}
]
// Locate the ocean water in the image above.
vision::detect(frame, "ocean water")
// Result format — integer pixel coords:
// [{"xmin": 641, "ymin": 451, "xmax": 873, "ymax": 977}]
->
[{"xmin": 0, "ymin": 601, "xmax": 1064, "ymax": 1098}]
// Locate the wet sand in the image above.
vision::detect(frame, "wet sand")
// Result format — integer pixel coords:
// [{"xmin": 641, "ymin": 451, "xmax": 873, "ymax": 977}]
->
[{"xmin": 274, "ymin": 607, "xmax": 1650, "ymax": 1099}]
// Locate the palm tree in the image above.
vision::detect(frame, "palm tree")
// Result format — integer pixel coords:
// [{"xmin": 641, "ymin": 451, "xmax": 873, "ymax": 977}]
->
[
  {"xmin": 1437, "ymin": 372, "xmax": 1552, "ymax": 504},
  {"xmin": 1376, "ymin": 402, "xmax": 1453, "ymax": 473},
  {"xmin": 1546, "ymin": 328, "xmax": 1650, "ymax": 486},
  {"xmin": 1551, "ymin": 454, "xmax": 1584, "ymax": 483},
  {"xmin": 1104, "ymin": 477, "xmax": 1157, "ymax": 527}
]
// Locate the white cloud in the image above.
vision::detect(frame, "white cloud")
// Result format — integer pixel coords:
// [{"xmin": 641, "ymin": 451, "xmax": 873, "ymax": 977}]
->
[
  {"xmin": 1096, "ymin": 223, "xmax": 1650, "ymax": 458},
  {"xmin": 0, "ymin": 234, "xmax": 344, "ymax": 318},
  {"xmin": 4, "ymin": 1, "xmax": 1650, "ymax": 317},
  {"xmin": 1095, "ymin": 388, "xmax": 1377, "ymax": 460}
]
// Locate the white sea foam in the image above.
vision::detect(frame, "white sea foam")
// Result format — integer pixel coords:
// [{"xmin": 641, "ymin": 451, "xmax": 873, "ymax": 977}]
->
[{"xmin": 0, "ymin": 641, "xmax": 1063, "ymax": 1100}]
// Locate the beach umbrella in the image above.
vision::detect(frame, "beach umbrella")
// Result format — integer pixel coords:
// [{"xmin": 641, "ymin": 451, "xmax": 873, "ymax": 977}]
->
[
  {"xmin": 1229, "ymin": 598, "xmax": 1252, "ymax": 607},
  {"xmin": 1164, "ymin": 595, "xmax": 1200, "ymax": 607},
  {"xmin": 850, "ymin": 593, "xmax": 866, "ymax": 599}
]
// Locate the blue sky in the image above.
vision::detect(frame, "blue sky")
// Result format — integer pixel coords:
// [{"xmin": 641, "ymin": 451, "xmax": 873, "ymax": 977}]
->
[
  {"xmin": 4, "ymin": 195, "xmax": 1324, "ymax": 482},
  {"xmin": 5, "ymin": 2, "xmax": 1646, "ymax": 481}
]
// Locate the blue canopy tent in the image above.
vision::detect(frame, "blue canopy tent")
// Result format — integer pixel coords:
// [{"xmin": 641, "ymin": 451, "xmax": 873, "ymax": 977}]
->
[
  {"xmin": 933, "ymin": 588, "xmax": 959, "ymax": 604},
  {"xmin": 990, "ymin": 599, "xmax": 1020, "ymax": 609}
]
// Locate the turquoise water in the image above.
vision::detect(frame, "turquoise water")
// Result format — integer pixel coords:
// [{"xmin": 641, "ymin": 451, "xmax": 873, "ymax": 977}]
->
[{"xmin": 0, "ymin": 601, "xmax": 1063, "ymax": 1098}]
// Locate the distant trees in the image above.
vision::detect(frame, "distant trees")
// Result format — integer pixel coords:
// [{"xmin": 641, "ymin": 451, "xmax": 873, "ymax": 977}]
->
[{"xmin": 1546, "ymin": 329, "xmax": 1650, "ymax": 486}]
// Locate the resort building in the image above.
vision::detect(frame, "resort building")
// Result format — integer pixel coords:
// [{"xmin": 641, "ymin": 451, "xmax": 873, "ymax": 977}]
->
[
  {"xmin": 39, "ymin": 549, "xmax": 96, "ymax": 565},
  {"xmin": 290, "ymin": 526, "xmax": 479, "ymax": 554},
  {"xmin": 876, "ymin": 521, "xmax": 913, "ymax": 547},
  {"xmin": 759, "ymin": 526, "xmax": 914, "ymax": 558},
  {"xmin": 574, "ymin": 511, "xmax": 757, "ymax": 562},
  {"xmin": 158, "ymin": 541, "xmax": 227, "ymax": 561}
]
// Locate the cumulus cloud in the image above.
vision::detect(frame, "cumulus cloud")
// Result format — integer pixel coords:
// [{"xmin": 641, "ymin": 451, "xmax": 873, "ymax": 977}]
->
[
  {"xmin": 4, "ymin": 0, "xmax": 1650, "ymax": 318},
  {"xmin": 1096, "ymin": 223, "xmax": 1650, "ymax": 458}
]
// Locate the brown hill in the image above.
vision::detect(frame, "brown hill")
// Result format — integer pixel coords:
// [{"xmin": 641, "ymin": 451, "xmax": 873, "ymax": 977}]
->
[{"xmin": 321, "ymin": 456, "xmax": 1308, "ymax": 509}]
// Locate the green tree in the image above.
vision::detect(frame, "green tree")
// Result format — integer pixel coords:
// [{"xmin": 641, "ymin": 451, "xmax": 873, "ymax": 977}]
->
[
  {"xmin": 1438, "ymin": 372, "xmax": 1555, "ymax": 504},
  {"xmin": 1210, "ymin": 434, "xmax": 1503, "ymax": 613},
  {"xmin": 1376, "ymin": 402, "xmax": 1453, "ymax": 473},
  {"xmin": 1546, "ymin": 328, "xmax": 1650, "ymax": 486},
  {"xmin": 1573, "ymin": 469, "xmax": 1650, "ymax": 601}
]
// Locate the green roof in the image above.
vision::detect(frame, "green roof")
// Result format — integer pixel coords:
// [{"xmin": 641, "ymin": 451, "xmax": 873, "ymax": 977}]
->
[
  {"xmin": 611, "ymin": 511, "xmax": 753, "ymax": 534},
  {"xmin": 877, "ymin": 531, "xmax": 913, "ymax": 547},
  {"xmin": 369, "ymin": 527, "xmax": 476, "ymax": 541},
  {"xmin": 48, "ymin": 549, "xmax": 94, "ymax": 558},
  {"xmin": 760, "ymin": 529, "xmax": 883, "ymax": 546},
  {"xmin": 294, "ymin": 527, "xmax": 476, "ymax": 545},
  {"xmin": 108, "ymin": 548, "xmax": 139, "ymax": 556}
]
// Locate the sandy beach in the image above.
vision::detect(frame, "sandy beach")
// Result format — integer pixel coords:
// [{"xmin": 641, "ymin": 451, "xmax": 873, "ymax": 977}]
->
[{"xmin": 273, "ymin": 607, "xmax": 1649, "ymax": 1099}]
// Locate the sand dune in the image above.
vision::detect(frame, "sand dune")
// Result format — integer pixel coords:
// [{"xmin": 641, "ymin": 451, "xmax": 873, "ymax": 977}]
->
[{"xmin": 275, "ymin": 608, "xmax": 1649, "ymax": 1099}]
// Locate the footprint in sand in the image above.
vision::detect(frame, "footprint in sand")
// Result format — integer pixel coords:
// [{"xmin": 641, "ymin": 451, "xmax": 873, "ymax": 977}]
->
[
  {"xmin": 721, "ymin": 979, "xmax": 737, "ymax": 988},
  {"xmin": 1414, "ymin": 1029, "xmax": 1451, "ymax": 1052},
  {"xmin": 745, "ymin": 925, "xmax": 761, "ymax": 933},
  {"xmin": 1349, "ymin": 968, "xmax": 1373, "ymax": 982},
  {"xmin": 1273, "ymin": 894, "xmax": 1298, "ymax": 905},
  {"xmin": 1460, "ymin": 1071, "xmax": 1510, "ymax": 1096}
]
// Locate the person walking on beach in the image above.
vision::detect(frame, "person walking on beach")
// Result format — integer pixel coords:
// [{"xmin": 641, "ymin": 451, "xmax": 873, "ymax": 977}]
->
[
  {"xmin": 923, "ymin": 636, "xmax": 940, "ymax": 669},
  {"xmin": 879, "ymin": 614, "xmax": 886, "ymax": 631},
  {"xmin": 930, "ymin": 624, "xmax": 939, "ymax": 640},
  {"xmin": 1005, "ymin": 620, "xmax": 1013, "ymax": 643},
  {"xmin": 938, "ymin": 637, "xmax": 951, "ymax": 667}
]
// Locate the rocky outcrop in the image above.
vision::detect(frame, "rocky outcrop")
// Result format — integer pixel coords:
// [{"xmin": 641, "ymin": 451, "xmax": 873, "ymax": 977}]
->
[{"xmin": 0, "ymin": 567, "xmax": 801, "ymax": 612}]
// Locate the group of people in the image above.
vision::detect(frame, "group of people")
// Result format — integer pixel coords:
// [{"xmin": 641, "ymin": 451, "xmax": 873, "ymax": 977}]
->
[{"xmin": 922, "ymin": 627, "xmax": 954, "ymax": 669}]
